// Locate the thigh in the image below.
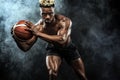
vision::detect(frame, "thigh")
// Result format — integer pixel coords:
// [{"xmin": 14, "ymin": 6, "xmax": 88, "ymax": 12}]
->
[
  {"xmin": 71, "ymin": 58, "xmax": 87, "ymax": 80},
  {"xmin": 71, "ymin": 58, "xmax": 85, "ymax": 73},
  {"xmin": 63, "ymin": 49, "xmax": 81, "ymax": 65},
  {"xmin": 46, "ymin": 55, "xmax": 62, "ymax": 71}
]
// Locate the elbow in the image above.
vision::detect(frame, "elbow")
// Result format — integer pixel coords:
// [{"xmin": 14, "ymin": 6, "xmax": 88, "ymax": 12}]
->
[
  {"xmin": 58, "ymin": 36, "xmax": 67, "ymax": 45},
  {"xmin": 57, "ymin": 38, "xmax": 66, "ymax": 45},
  {"xmin": 56, "ymin": 36, "xmax": 67, "ymax": 45},
  {"xmin": 58, "ymin": 40, "xmax": 66, "ymax": 45}
]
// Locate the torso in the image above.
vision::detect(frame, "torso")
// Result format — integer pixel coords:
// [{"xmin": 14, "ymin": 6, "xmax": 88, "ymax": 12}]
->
[
  {"xmin": 36, "ymin": 14, "xmax": 71, "ymax": 46},
  {"xmin": 42, "ymin": 19, "xmax": 61, "ymax": 35}
]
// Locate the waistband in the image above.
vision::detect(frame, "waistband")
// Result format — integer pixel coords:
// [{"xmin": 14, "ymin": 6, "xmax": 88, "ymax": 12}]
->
[{"xmin": 46, "ymin": 41, "xmax": 76, "ymax": 50}]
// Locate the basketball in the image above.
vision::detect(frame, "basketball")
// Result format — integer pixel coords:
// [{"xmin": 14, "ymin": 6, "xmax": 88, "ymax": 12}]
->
[{"xmin": 13, "ymin": 20, "xmax": 33, "ymax": 41}]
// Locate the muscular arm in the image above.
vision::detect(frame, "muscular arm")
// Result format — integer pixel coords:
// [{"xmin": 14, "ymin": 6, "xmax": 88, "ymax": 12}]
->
[
  {"xmin": 35, "ymin": 18, "xmax": 72, "ymax": 45},
  {"xmin": 11, "ymin": 21, "xmax": 40, "ymax": 52},
  {"xmin": 13, "ymin": 35, "xmax": 37, "ymax": 52}
]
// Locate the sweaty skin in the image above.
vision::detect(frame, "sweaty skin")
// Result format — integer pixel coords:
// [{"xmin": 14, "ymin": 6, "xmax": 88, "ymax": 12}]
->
[
  {"xmin": 12, "ymin": 7, "xmax": 87, "ymax": 80},
  {"xmin": 32, "ymin": 14, "xmax": 72, "ymax": 46}
]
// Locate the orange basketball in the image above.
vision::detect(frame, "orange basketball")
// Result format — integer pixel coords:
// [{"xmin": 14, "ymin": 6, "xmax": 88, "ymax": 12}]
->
[{"xmin": 13, "ymin": 20, "xmax": 33, "ymax": 41}]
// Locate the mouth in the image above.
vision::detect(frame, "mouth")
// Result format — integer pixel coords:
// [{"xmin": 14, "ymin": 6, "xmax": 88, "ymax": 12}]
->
[{"xmin": 45, "ymin": 19, "xmax": 51, "ymax": 23}]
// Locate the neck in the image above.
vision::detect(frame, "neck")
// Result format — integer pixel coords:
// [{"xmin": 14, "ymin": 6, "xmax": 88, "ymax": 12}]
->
[{"xmin": 45, "ymin": 17, "xmax": 56, "ymax": 25}]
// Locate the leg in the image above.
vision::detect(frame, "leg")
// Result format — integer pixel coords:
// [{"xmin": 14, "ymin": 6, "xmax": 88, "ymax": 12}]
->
[
  {"xmin": 71, "ymin": 58, "xmax": 87, "ymax": 80},
  {"xmin": 46, "ymin": 55, "xmax": 62, "ymax": 80}
]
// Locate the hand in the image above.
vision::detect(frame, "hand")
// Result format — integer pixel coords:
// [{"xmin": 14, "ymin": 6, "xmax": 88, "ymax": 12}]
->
[
  {"xmin": 25, "ymin": 21, "xmax": 39, "ymax": 36},
  {"xmin": 25, "ymin": 27, "xmax": 40, "ymax": 36},
  {"xmin": 25, "ymin": 22, "xmax": 43, "ymax": 36},
  {"xmin": 25, "ymin": 21, "xmax": 34, "ymax": 29}
]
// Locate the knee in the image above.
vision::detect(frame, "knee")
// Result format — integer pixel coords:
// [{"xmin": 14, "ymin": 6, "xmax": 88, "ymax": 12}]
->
[{"xmin": 48, "ymin": 69, "xmax": 58, "ymax": 76}]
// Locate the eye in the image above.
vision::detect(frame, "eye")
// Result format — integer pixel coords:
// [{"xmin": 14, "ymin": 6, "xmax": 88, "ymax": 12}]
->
[
  {"xmin": 42, "ymin": 12, "xmax": 54, "ymax": 16},
  {"xmin": 48, "ymin": 12, "xmax": 54, "ymax": 15},
  {"xmin": 42, "ymin": 13, "xmax": 47, "ymax": 16}
]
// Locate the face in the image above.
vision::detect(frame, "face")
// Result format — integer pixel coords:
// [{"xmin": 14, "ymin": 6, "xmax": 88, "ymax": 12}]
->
[{"xmin": 40, "ymin": 7, "xmax": 55, "ymax": 23}]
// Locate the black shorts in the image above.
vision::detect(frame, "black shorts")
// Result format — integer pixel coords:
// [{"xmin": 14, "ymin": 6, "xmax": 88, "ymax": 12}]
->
[{"xmin": 46, "ymin": 42, "xmax": 81, "ymax": 64}]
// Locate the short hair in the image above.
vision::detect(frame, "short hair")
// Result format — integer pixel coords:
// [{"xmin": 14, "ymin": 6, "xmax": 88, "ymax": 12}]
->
[
  {"xmin": 39, "ymin": 0, "xmax": 55, "ymax": 8},
  {"xmin": 39, "ymin": 4, "xmax": 55, "ymax": 7}
]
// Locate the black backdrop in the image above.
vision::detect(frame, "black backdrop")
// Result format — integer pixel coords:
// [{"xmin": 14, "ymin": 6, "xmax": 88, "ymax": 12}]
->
[{"xmin": 0, "ymin": 0, "xmax": 120, "ymax": 80}]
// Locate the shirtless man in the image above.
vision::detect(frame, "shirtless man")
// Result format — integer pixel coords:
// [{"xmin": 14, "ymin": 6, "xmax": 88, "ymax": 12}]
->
[{"xmin": 11, "ymin": 1, "xmax": 87, "ymax": 80}]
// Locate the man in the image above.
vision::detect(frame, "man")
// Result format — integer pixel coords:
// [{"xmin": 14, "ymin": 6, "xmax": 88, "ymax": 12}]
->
[{"xmin": 12, "ymin": 0, "xmax": 87, "ymax": 80}]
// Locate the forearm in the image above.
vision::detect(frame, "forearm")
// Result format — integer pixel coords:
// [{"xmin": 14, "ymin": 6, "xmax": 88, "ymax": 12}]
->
[
  {"xmin": 13, "ymin": 35, "xmax": 37, "ymax": 52},
  {"xmin": 25, "ymin": 36, "xmax": 37, "ymax": 45},
  {"xmin": 37, "ymin": 32, "xmax": 65, "ymax": 44}
]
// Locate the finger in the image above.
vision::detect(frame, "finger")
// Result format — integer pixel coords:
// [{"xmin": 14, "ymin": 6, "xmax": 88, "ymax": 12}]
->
[
  {"xmin": 25, "ymin": 22, "xmax": 32, "ymax": 28},
  {"xmin": 25, "ymin": 28, "xmax": 32, "ymax": 32},
  {"xmin": 25, "ymin": 23, "xmax": 30, "ymax": 28}
]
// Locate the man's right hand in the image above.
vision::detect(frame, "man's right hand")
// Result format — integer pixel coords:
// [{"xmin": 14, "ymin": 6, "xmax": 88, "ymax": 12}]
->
[
  {"xmin": 25, "ymin": 22, "xmax": 43, "ymax": 36},
  {"xmin": 25, "ymin": 21, "xmax": 35, "ymax": 29}
]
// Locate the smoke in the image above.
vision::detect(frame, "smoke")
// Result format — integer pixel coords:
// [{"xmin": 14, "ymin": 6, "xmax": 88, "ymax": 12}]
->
[
  {"xmin": 65, "ymin": 0, "xmax": 120, "ymax": 80},
  {"xmin": 0, "ymin": 0, "xmax": 65, "ymax": 80},
  {"xmin": 0, "ymin": 0, "xmax": 41, "ymax": 79},
  {"xmin": 0, "ymin": 0, "xmax": 120, "ymax": 80}
]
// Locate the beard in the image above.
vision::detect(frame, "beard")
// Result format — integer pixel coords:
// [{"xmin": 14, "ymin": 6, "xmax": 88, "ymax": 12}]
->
[
  {"xmin": 44, "ymin": 18, "xmax": 55, "ymax": 24},
  {"xmin": 45, "ymin": 19, "xmax": 51, "ymax": 23}
]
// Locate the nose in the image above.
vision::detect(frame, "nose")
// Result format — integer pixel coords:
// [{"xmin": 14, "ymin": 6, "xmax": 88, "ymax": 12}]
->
[{"xmin": 46, "ymin": 14, "xmax": 50, "ymax": 19}]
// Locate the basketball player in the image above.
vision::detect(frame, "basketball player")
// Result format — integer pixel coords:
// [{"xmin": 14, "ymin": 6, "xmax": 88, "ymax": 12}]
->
[{"xmin": 11, "ymin": 0, "xmax": 87, "ymax": 80}]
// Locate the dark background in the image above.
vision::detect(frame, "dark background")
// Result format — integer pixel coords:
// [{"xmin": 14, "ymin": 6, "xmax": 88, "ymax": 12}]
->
[{"xmin": 0, "ymin": 0, "xmax": 120, "ymax": 80}]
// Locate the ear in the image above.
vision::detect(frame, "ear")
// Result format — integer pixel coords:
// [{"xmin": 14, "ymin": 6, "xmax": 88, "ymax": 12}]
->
[{"xmin": 40, "ymin": 8, "xmax": 43, "ymax": 14}]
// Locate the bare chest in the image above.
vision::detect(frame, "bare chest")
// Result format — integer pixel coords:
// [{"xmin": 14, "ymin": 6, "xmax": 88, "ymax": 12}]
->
[{"xmin": 42, "ymin": 24, "xmax": 61, "ymax": 35}]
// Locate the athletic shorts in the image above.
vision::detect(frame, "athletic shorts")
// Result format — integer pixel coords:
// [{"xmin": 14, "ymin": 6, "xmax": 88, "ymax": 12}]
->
[{"xmin": 46, "ymin": 42, "xmax": 81, "ymax": 64}]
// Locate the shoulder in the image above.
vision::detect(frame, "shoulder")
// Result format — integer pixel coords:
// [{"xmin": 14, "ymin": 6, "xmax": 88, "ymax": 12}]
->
[
  {"xmin": 55, "ymin": 14, "xmax": 72, "ymax": 28},
  {"xmin": 33, "ymin": 19, "xmax": 44, "ymax": 30},
  {"xmin": 55, "ymin": 14, "xmax": 72, "ymax": 22},
  {"xmin": 35, "ymin": 19, "xmax": 44, "ymax": 26}
]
